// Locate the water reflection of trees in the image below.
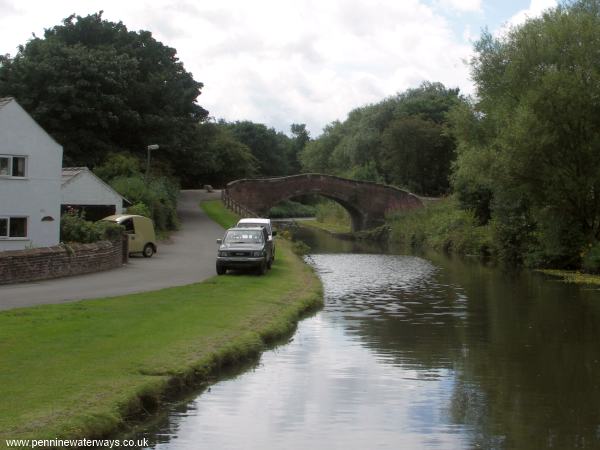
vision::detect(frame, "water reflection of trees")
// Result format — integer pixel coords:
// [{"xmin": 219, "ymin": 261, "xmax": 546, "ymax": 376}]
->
[{"xmin": 352, "ymin": 252, "xmax": 600, "ymax": 449}]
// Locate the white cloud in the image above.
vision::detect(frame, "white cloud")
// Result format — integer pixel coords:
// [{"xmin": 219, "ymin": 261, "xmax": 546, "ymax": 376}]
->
[
  {"xmin": 436, "ymin": 0, "xmax": 482, "ymax": 13},
  {"xmin": 0, "ymin": 0, "xmax": 476, "ymax": 136},
  {"xmin": 497, "ymin": 0, "xmax": 557, "ymax": 35}
]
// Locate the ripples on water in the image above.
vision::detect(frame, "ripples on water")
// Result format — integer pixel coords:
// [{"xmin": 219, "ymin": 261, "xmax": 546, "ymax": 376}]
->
[
  {"xmin": 308, "ymin": 254, "xmax": 467, "ymax": 324},
  {"xmin": 137, "ymin": 252, "xmax": 477, "ymax": 450}
]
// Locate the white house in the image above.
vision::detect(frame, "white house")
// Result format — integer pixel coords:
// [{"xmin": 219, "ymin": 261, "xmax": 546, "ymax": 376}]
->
[
  {"xmin": 61, "ymin": 167, "xmax": 129, "ymax": 221},
  {"xmin": 0, "ymin": 97, "xmax": 62, "ymax": 251}
]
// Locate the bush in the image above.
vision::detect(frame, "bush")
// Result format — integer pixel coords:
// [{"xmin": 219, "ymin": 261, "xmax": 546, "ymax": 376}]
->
[
  {"xmin": 126, "ymin": 202, "xmax": 151, "ymax": 218},
  {"xmin": 94, "ymin": 220, "xmax": 123, "ymax": 241},
  {"xmin": 110, "ymin": 175, "xmax": 180, "ymax": 232},
  {"xmin": 94, "ymin": 153, "xmax": 142, "ymax": 182},
  {"xmin": 388, "ymin": 197, "xmax": 494, "ymax": 256},
  {"xmin": 60, "ymin": 213, "xmax": 122, "ymax": 243},
  {"xmin": 268, "ymin": 200, "xmax": 317, "ymax": 218}
]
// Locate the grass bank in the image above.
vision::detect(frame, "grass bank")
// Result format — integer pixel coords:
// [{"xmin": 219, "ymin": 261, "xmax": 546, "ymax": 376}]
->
[
  {"xmin": 200, "ymin": 199, "xmax": 239, "ymax": 228},
  {"xmin": 0, "ymin": 201, "xmax": 322, "ymax": 446}
]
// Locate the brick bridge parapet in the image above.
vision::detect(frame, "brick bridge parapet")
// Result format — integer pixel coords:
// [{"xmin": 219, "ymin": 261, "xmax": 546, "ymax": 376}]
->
[{"xmin": 223, "ymin": 173, "xmax": 423, "ymax": 231}]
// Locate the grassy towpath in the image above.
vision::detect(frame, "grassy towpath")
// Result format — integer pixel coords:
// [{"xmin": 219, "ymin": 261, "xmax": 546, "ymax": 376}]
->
[{"xmin": 0, "ymin": 201, "xmax": 322, "ymax": 446}]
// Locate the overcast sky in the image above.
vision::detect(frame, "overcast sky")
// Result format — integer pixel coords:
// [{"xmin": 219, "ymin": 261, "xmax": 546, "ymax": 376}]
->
[{"xmin": 0, "ymin": 0, "xmax": 557, "ymax": 136}]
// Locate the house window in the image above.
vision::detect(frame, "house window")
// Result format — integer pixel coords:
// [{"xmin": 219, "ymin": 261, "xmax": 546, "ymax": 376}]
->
[
  {"xmin": 0, "ymin": 217, "xmax": 27, "ymax": 238},
  {"xmin": 0, "ymin": 155, "xmax": 27, "ymax": 177}
]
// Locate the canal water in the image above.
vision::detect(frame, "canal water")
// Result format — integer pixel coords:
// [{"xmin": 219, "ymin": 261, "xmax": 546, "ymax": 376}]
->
[{"xmin": 135, "ymin": 227, "xmax": 600, "ymax": 449}]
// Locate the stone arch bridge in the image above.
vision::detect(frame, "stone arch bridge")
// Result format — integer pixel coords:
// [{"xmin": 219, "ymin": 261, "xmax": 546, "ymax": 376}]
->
[{"xmin": 222, "ymin": 173, "xmax": 423, "ymax": 231}]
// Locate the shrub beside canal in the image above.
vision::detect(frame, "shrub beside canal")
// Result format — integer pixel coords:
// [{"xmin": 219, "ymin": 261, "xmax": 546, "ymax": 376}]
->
[{"xmin": 387, "ymin": 197, "xmax": 494, "ymax": 257}]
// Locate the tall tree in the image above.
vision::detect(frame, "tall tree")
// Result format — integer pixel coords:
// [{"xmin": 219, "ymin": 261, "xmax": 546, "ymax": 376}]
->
[
  {"xmin": 452, "ymin": 0, "xmax": 600, "ymax": 265},
  {"xmin": 382, "ymin": 116, "xmax": 454, "ymax": 195},
  {"xmin": 288, "ymin": 123, "xmax": 310, "ymax": 174},
  {"xmin": 224, "ymin": 121, "xmax": 291, "ymax": 176},
  {"xmin": 0, "ymin": 12, "xmax": 207, "ymax": 166}
]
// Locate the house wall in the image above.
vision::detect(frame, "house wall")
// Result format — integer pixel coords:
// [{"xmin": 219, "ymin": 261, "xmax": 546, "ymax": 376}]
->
[
  {"xmin": 0, "ymin": 238, "xmax": 126, "ymax": 285},
  {"xmin": 61, "ymin": 171, "xmax": 123, "ymax": 214},
  {"xmin": 0, "ymin": 101, "xmax": 62, "ymax": 251}
]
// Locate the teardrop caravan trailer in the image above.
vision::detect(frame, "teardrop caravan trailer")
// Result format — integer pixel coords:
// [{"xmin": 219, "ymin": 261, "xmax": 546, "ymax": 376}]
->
[{"xmin": 102, "ymin": 214, "xmax": 157, "ymax": 257}]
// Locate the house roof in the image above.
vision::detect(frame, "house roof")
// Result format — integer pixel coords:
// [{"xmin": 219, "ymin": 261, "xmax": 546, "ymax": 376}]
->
[
  {"xmin": 61, "ymin": 167, "xmax": 131, "ymax": 205},
  {"xmin": 0, "ymin": 97, "xmax": 14, "ymax": 111},
  {"xmin": 0, "ymin": 97, "xmax": 63, "ymax": 153},
  {"xmin": 61, "ymin": 167, "xmax": 87, "ymax": 185}
]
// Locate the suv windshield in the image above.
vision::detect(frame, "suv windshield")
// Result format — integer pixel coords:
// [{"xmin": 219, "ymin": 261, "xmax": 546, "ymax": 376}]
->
[{"xmin": 225, "ymin": 230, "xmax": 264, "ymax": 244}]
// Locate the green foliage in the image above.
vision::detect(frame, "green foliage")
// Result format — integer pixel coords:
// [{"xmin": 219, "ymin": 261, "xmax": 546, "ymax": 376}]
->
[
  {"xmin": 340, "ymin": 161, "xmax": 384, "ymax": 183},
  {"xmin": 93, "ymin": 153, "xmax": 142, "ymax": 182},
  {"xmin": 268, "ymin": 200, "xmax": 317, "ymax": 218},
  {"xmin": 200, "ymin": 200, "xmax": 240, "ymax": 229},
  {"xmin": 450, "ymin": 0, "xmax": 600, "ymax": 268},
  {"xmin": 0, "ymin": 13, "xmax": 287, "ymax": 188},
  {"xmin": 177, "ymin": 120, "xmax": 302, "ymax": 187},
  {"xmin": 110, "ymin": 176, "xmax": 179, "ymax": 231},
  {"xmin": 288, "ymin": 123, "xmax": 310, "ymax": 174},
  {"xmin": 300, "ymin": 121, "xmax": 344, "ymax": 173},
  {"xmin": 126, "ymin": 202, "xmax": 151, "ymax": 218},
  {"xmin": 291, "ymin": 240, "xmax": 311, "ymax": 256},
  {"xmin": 381, "ymin": 116, "xmax": 454, "ymax": 194},
  {"xmin": 206, "ymin": 124, "xmax": 258, "ymax": 182},
  {"xmin": 299, "ymin": 82, "xmax": 461, "ymax": 195},
  {"xmin": 449, "ymin": 106, "xmax": 496, "ymax": 226},
  {"xmin": 223, "ymin": 121, "xmax": 292, "ymax": 177},
  {"xmin": 60, "ymin": 213, "xmax": 122, "ymax": 243},
  {"xmin": 315, "ymin": 200, "xmax": 351, "ymax": 228},
  {"xmin": 0, "ymin": 12, "xmax": 206, "ymax": 167},
  {"xmin": 388, "ymin": 197, "xmax": 494, "ymax": 256}
]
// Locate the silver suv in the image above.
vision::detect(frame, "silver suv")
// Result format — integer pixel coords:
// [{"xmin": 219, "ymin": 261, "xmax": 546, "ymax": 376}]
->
[{"xmin": 216, "ymin": 227, "xmax": 273, "ymax": 275}]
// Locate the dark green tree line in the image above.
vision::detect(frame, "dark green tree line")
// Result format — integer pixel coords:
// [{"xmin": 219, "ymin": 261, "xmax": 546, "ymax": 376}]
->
[
  {"xmin": 0, "ymin": 12, "xmax": 206, "ymax": 167},
  {"xmin": 300, "ymin": 82, "xmax": 461, "ymax": 195},
  {"xmin": 0, "ymin": 13, "xmax": 308, "ymax": 189}
]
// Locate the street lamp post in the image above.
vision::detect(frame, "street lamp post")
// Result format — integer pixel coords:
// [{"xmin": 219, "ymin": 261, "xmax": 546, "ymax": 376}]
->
[{"xmin": 145, "ymin": 144, "xmax": 159, "ymax": 182}]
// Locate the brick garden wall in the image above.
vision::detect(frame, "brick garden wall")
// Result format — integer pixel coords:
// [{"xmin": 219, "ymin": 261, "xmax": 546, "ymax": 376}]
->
[{"xmin": 0, "ymin": 237, "xmax": 126, "ymax": 285}]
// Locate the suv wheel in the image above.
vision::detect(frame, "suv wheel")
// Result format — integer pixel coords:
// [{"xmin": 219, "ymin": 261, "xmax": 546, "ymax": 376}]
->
[{"xmin": 216, "ymin": 264, "xmax": 226, "ymax": 275}]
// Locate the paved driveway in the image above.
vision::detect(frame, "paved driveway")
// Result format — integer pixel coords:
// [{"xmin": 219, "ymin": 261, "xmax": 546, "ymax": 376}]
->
[{"xmin": 0, "ymin": 190, "xmax": 225, "ymax": 311}]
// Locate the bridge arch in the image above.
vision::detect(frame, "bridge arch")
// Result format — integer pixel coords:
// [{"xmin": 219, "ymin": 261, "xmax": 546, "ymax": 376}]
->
[{"xmin": 223, "ymin": 173, "xmax": 423, "ymax": 231}]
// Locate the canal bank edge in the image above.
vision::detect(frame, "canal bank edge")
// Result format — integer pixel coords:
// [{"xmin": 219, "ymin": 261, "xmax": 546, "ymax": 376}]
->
[
  {"xmin": 0, "ymin": 202, "xmax": 323, "ymax": 447},
  {"xmin": 536, "ymin": 269, "xmax": 600, "ymax": 285}
]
